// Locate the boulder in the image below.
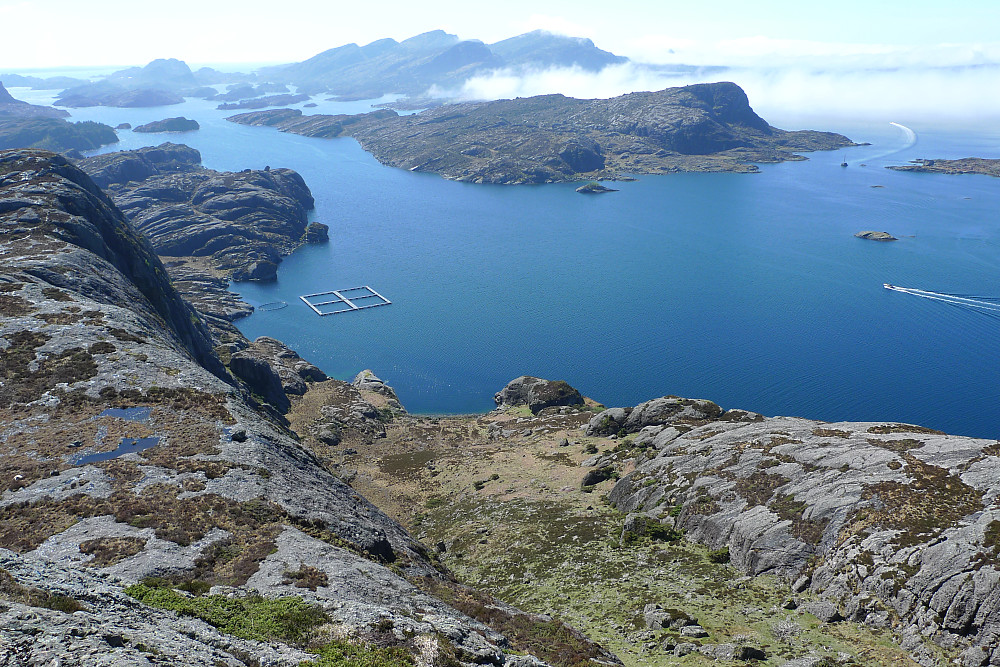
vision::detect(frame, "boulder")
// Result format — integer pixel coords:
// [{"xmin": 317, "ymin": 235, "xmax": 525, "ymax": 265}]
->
[
  {"xmin": 304, "ymin": 221, "xmax": 329, "ymax": 243},
  {"xmin": 802, "ymin": 601, "xmax": 843, "ymax": 623},
  {"xmin": 699, "ymin": 643, "xmax": 766, "ymax": 660},
  {"xmin": 622, "ymin": 396, "xmax": 722, "ymax": 432},
  {"xmin": 494, "ymin": 376, "xmax": 584, "ymax": 414},
  {"xmin": 586, "ymin": 407, "xmax": 631, "ymax": 436}
]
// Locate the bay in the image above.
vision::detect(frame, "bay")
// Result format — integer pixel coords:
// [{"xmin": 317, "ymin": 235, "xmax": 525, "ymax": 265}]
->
[{"xmin": 34, "ymin": 89, "xmax": 1000, "ymax": 437}]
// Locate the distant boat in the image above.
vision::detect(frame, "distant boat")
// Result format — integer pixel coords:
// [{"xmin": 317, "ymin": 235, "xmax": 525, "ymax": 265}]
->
[
  {"xmin": 841, "ymin": 155, "xmax": 848, "ymax": 167},
  {"xmin": 884, "ymin": 283, "xmax": 895, "ymax": 289}
]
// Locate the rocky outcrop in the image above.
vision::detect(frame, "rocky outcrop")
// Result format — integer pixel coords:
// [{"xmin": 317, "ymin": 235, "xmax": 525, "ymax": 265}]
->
[
  {"xmin": 888, "ymin": 158, "xmax": 1000, "ymax": 177},
  {"xmin": 228, "ymin": 82, "xmax": 856, "ymax": 184},
  {"xmin": 494, "ymin": 376, "xmax": 584, "ymax": 414},
  {"xmin": 352, "ymin": 369, "xmax": 405, "ymax": 413},
  {"xmin": 0, "ymin": 148, "xmax": 555, "ymax": 666},
  {"xmin": 133, "ymin": 117, "xmax": 200, "ymax": 133},
  {"xmin": 303, "ymin": 221, "xmax": 329, "ymax": 242},
  {"xmin": 855, "ymin": 230, "xmax": 897, "ymax": 241},
  {"xmin": 230, "ymin": 336, "xmax": 328, "ymax": 412},
  {"xmin": 78, "ymin": 143, "xmax": 315, "ymax": 283},
  {"xmin": 586, "ymin": 396, "xmax": 723, "ymax": 435},
  {"xmin": 599, "ymin": 393, "xmax": 1000, "ymax": 662},
  {"xmin": 80, "ymin": 142, "xmax": 201, "ymax": 188}
]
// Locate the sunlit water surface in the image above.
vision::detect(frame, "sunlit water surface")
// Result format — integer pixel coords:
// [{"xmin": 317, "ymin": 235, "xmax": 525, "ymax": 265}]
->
[{"xmin": 20, "ymin": 86, "xmax": 1000, "ymax": 437}]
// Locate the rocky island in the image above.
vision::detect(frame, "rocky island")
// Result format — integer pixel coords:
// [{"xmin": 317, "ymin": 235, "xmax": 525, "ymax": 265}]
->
[
  {"xmin": 228, "ymin": 82, "xmax": 856, "ymax": 184},
  {"xmin": 888, "ymin": 158, "xmax": 1000, "ymax": 178},
  {"xmin": 855, "ymin": 230, "xmax": 897, "ymax": 241},
  {"xmin": 133, "ymin": 117, "xmax": 200, "ymax": 133}
]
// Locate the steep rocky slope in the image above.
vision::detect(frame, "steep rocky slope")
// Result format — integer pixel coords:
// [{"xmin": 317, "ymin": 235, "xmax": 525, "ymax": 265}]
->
[
  {"xmin": 0, "ymin": 149, "xmax": 610, "ymax": 666},
  {"xmin": 228, "ymin": 82, "xmax": 856, "ymax": 184},
  {"xmin": 77, "ymin": 143, "xmax": 328, "ymax": 340}
]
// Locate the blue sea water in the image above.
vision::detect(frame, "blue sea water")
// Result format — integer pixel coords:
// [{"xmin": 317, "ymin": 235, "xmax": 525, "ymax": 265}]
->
[{"xmin": 21, "ymin": 88, "xmax": 1000, "ymax": 437}]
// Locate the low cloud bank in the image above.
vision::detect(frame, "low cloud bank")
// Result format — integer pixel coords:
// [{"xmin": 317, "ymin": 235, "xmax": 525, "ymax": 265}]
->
[{"xmin": 427, "ymin": 61, "xmax": 1000, "ymax": 124}]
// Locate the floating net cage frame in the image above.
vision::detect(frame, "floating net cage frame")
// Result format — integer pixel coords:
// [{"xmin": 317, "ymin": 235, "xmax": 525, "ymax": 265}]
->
[
  {"xmin": 256, "ymin": 301, "xmax": 289, "ymax": 312},
  {"xmin": 299, "ymin": 286, "xmax": 391, "ymax": 316}
]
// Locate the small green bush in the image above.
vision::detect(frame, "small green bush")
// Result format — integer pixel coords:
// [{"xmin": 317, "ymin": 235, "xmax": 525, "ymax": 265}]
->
[
  {"xmin": 309, "ymin": 640, "xmax": 414, "ymax": 666},
  {"xmin": 708, "ymin": 547, "xmax": 731, "ymax": 564}
]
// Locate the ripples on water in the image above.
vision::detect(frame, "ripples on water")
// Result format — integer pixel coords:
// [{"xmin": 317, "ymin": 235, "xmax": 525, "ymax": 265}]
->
[{"xmin": 23, "ymin": 89, "xmax": 1000, "ymax": 438}]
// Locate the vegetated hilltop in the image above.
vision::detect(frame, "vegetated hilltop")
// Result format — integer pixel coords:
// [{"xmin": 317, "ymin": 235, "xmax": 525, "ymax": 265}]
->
[
  {"xmin": 0, "ymin": 82, "xmax": 118, "ymax": 152},
  {"xmin": 260, "ymin": 29, "xmax": 630, "ymax": 99},
  {"xmin": 228, "ymin": 82, "xmax": 855, "ymax": 184},
  {"xmin": 888, "ymin": 158, "xmax": 1000, "ymax": 177},
  {"xmin": 329, "ymin": 377, "xmax": 1000, "ymax": 667},
  {"xmin": 0, "ymin": 149, "xmax": 617, "ymax": 666}
]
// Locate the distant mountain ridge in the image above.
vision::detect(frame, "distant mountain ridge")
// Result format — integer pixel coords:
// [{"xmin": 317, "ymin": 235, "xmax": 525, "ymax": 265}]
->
[{"xmin": 260, "ymin": 29, "xmax": 630, "ymax": 98}]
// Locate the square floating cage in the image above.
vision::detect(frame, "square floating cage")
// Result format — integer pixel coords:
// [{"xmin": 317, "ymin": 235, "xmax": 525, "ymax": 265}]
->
[{"xmin": 299, "ymin": 286, "xmax": 391, "ymax": 316}]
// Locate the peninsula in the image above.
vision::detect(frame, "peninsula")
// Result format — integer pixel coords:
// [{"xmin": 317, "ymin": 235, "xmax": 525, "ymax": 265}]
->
[{"xmin": 228, "ymin": 82, "xmax": 856, "ymax": 184}]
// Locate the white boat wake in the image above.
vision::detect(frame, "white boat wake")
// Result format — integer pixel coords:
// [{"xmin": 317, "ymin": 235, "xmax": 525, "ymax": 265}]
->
[
  {"xmin": 860, "ymin": 122, "xmax": 918, "ymax": 161},
  {"xmin": 883, "ymin": 284, "xmax": 1000, "ymax": 313}
]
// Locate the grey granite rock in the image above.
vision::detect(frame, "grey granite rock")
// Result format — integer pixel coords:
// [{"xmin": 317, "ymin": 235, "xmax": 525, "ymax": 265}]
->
[
  {"xmin": 494, "ymin": 376, "xmax": 584, "ymax": 414},
  {"xmin": 606, "ymin": 395, "xmax": 1000, "ymax": 663}
]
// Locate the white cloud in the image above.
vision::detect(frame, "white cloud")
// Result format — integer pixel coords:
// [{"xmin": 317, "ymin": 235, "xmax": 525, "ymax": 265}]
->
[{"xmin": 427, "ymin": 61, "xmax": 1000, "ymax": 124}]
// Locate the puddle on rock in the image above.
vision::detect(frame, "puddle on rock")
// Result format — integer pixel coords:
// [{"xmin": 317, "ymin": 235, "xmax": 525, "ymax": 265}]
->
[
  {"xmin": 75, "ymin": 437, "xmax": 160, "ymax": 465},
  {"xmin": 97, "ymin": 407, "xmax": 152, "ymax": 422}
]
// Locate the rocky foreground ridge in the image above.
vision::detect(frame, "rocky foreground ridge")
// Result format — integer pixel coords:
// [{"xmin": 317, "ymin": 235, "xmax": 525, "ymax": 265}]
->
[
  {"xmin": 0, "ymin": 150, "xmax": 618, "ymax": 666},
  {"xmin": 569, "ymin": 394, "xmax": 1000, "ymax": 665},
  {"xmin": 228, "ymin": 82, "xmax": 856, "ymax": 184}
]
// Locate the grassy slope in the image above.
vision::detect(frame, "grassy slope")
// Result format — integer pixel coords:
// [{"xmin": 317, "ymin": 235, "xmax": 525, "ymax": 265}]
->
[{"xmin": 287, "ymin": 397, "xmax": 955, "ymax": 667}]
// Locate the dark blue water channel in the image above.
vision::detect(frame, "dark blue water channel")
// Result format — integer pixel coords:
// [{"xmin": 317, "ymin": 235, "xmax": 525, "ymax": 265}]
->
[{"xmin": 28, "ymin": 88, "xmax": 1000, "ymax": 437}]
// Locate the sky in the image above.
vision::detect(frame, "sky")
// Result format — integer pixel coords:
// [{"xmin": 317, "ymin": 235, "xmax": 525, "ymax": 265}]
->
[{"xmin": 2, "ymin": 0, "xmax": 999, "ymax": 70}]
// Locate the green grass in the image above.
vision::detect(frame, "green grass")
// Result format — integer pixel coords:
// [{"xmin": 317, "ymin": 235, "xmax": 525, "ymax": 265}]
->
[
  {"xmin": 127, "ymin": 581, "xmax": 417, "ymax": 666},
  {"xmin": 125, "ymin": 582, "xmax": 327, "ymax": 645},
  {"xmin": 309, "ymin": 642, "xmax": 414, "ymax": 666}
]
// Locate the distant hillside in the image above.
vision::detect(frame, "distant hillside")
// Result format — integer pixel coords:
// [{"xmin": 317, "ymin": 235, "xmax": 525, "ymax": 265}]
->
[
  {"xmin": 0, "ymin": 83, "xmax": 117, "ymax": 151},
  {"xmin": 260, "ymin": 29, "xmax": 631, "ymax": 98},
  {"xmin": 228, "ymin": 82, "xmax": 856, "ymax": 184}
]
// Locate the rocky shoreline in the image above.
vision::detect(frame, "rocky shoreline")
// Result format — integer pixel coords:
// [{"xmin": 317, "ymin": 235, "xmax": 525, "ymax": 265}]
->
[
  {"xmin": 228, "ymin": 82, "xmax": 857, "ymax": 184},
  {"xmin": 888, "ymin": 157, "xmax": 1000, "ymax": 177}
]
